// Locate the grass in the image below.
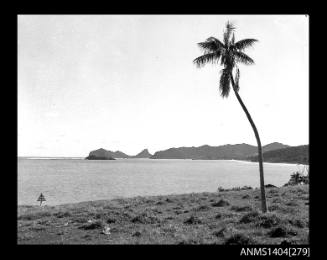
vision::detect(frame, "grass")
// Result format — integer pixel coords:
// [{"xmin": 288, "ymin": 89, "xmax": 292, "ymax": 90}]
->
[{"xmin": 17, "ymin": 184, "xmax": 309, "ymax": 244}]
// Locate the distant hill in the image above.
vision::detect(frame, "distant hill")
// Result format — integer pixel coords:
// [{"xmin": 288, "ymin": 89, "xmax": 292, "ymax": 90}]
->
[
  {"xmin": 132, "ymin": 149, "xmax": 152, "ymax": 158},
  {"xmin": 248, "ymin": 145, "xmax": 309, "ymax": 164},
  {"xmin": 262, "ymin": 142, "xmax": 290, "ymax": 153},
  {"xmin": 150, "ymin": 142, "xmax": 288, "ymax": 160},
  {"xmin": 85, "ymin": 148, "xmax": 130, "ymax": 160},
  {"xmin": 85, "ymin": 155, "xmax": 115, "ymax": 160}
]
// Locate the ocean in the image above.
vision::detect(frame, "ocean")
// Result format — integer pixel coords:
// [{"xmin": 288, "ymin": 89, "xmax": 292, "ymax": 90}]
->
[{"xmin": 18, "ymin": 158, "xmax": 304, "ymax": 206}]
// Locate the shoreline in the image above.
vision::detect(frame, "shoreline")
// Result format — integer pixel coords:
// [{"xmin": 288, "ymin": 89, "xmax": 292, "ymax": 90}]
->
[{"xmin": 18, "ymin": 157, "xmax": 308, "ymax": 165}]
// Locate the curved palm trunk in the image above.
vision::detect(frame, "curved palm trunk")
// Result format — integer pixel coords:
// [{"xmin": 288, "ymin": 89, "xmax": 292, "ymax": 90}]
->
[{"xmin": 230, "ymin": 75, "xmax": 267, "ymax": 213}]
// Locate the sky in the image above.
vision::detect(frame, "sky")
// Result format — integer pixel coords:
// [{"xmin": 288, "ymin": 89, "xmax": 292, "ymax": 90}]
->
[{"xmin": 18, "ymin": 15, "xmax": 309, "ymax": 157}]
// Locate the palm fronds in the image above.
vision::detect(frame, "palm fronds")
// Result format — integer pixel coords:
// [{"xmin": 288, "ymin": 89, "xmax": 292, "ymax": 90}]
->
[
  {"xmin": 234, "ymin": 39, "xmax": 258, "ymax": 51},
  {"xmin": 194, "ymin": 21, "xmax": 256, "ymax": 92},
  {"xmin": 234, "ymin": 51, "xmax": 255, "ymax": 65},
  {"xmin": 193, "ymin": 52, "xmax": 221, "ymax": 68},
  {"xmin": 197, "ymin": 37, "xmax": 224, "ymax": 53}
]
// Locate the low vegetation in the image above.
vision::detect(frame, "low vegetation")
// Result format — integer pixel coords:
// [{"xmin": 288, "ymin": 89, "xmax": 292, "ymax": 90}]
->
[{"xmin": 18, "ymin": 184, "xmax": 309, "ymax": 244}]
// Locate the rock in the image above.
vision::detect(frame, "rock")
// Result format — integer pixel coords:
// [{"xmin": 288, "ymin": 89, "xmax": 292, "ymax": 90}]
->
[
  {"xmin": 85, "ymin": 148, "xmax": 129, "ymax": 160},
  {"xmin": 133, "ymin": 149, "xmax": 152, "ymax": 158}
]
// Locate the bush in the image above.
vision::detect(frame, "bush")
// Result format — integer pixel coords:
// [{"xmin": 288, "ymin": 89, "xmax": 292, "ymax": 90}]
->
[
  {"xmin": 184, "ymin": 215, "xmax": 202, "ymax": 225},
  {"xmin": 106, "ymin": 217, "xmax": 116, "ymax": 224},
  {"xmin": 131, "ymin": 213, "xmax": 159, "ymax": 224},
  {"xmin": 132, "ymin": 231, "xmax": 141, "ymax": 237},
  {"xmin": 211, "ymin": 199, "xmax": 230, "ymax": 207},
  {"xmin": 79, "ymin": 220, "xmax": 104, "ymax": 230},
  {"xmin": 54, "ymin": 211, "xmax": 72, "ymax": 218},
  {"xmin": 289, "ymin": 219, "xmax": 307, "ymax": 228},
  {"xmin": 268, "ymin": 226, "xmax": 287, "ymax": 237},
  {"xmin": 194, "ymin": 205, "xmax": 211, "ymax": 211},
  {"xmin": 257, "ymin": 214, "xmax": 283, "ymax": 228},
  {"xmin": 239, "ymin": 211, "xmax": 260, "ymax": 224},
  {"xmin": 230, "ymin": 205, "xmax": 253, "ymax": 212},
  {"xmin": 224, "ymin": 233, "xmax": 255, "ymax": 245},
  {"xmin": 213, "ymin": 227, "xmax": 226, "ymax": 238},
  {"xmin": 268, "ymin": 226, "xmax": 297, "ymax": 238}
]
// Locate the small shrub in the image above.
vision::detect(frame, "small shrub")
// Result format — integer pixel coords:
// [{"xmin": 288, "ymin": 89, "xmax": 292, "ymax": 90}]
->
[
  {"xmin": 242, "ymin": 194, "xmax": 250, "ymax": 199},
  {"xmin": 106, "ymin": 217, "xmax": 116, "ymax": 224},
  {"xmin": 131, "ymin": 213, "xmax": 158, "ymax": 224},
  {"xmin": 288, "ymin": 219, "xmax": 306, "ymax": 228},
  {"xmin": 272, "ymin": 198, "xmax": 282, "ymax": 203},
  {"xmin": 213, "ymin": 227, "xmax": 226, "ymax": 237},
  {"xmin": 211, "ymin": 199, "xmax": 230, "ymax": 207},
  {"xmin": 268, "ymin": 226, "xmax": 287, "ymax": 237},
  {"xmin": 132, "ymin": 231, "xmax": 141, "ymax": 237},
  {"xmin": 54, "ymin": 211, "xmax": 72, "ymax": 218},
  {"xmin": 184, "ymin": 215, "xmax": 202, "ymax": 225},
  {"xmin": 268, "ymin": 226, "xmax": 297, "ymax": 238},
  {"xmin": 215, "ymin": 213, "xmax": 222, "ymax": 219},
  {"xmin": 79, "ymin": 220, "xmax": 104, "ymax": 230},
  {"xmin": 257, "ymin": 214, "xmax": 283, "ymax": 228},
  {"xmin": 230, "ymin": 205, "xmax": 253, "ymax": 212},
  {"xmin": 285, "ymin": 201, "xmax": 299, "ymax": 207},
  {"xmin": 72, "ymin": 217, "xmax": 88, "ymax": 224},
  {"xmin": 268, "ymin": 205, "xmax": 280, "ymax": 211},
  {"xmin": 265, "ymin": 184, "xmax": 277, "ymax": 188},
  {"xmin": 224, "ymin": 233, "xmax": 255, "ymax": 245},
  {"xmin": 194, "ymin": 205, "xmax": 211, "ymax": 211},
  {"xmin": 239, "ymin": 211, "xmax": 260, "ymax": 224}
]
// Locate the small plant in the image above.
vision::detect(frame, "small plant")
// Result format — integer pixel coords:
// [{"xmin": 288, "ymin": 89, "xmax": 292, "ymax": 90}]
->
[
  {"xmin": 224, "ymin": 233, "xmax": 255, "ymax": 245},
  {"xmin": 257, "ymin": 214, "xmax": 283, "ymax": 228},
  {"xmin": 211, "ymin": 199, "xmax": 230, "ymax": 207},
  {"xmin": 230, "ymin": 205, "xmax": 253, "ymax": 212},
  {"xmin": 54, "ymin": 211, "xmax": 72, "ymax": 218},
  {"xmin": 79, "ymin": 220, "xmax": 104, "ymax": 230},
  {"xmin": 239, "ymin": 211, "xmax": 260, "ymax": 224},
  {"xmin": 268, "ymin": 226, "xmax": 297, "ymax": 238},
  {"xmin": 184, "ymin": 215, "xmax": 202, "ymax": 225}
]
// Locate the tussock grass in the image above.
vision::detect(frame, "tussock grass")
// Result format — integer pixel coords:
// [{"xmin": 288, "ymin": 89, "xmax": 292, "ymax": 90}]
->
[
  {"xmin": 18, "ymin": 184, "xmax": 309, "ymax": 244},
  {"xmin": 211, "ymin": 199, "xmax": 230, "ymax": 207}
]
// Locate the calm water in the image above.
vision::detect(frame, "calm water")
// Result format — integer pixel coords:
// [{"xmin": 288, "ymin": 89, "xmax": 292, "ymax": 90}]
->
[{"xmin": 18, "ymin": 158, "xmax": 304, "ymax": 206}]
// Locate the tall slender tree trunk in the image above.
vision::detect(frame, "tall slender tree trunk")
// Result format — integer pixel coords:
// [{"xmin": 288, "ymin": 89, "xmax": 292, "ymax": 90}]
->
[{"xmin": 230, "ymin": 75, "xmax": 267, "ymax": 213}]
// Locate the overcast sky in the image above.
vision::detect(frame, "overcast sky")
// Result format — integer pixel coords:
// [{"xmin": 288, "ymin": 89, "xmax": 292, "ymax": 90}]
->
[{"xmin": 18, "ymin": 15, "xmax": 309, "ymax": 157}]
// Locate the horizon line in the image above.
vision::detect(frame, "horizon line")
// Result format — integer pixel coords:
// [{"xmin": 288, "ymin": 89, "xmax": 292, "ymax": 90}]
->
[{"xmin": 18, "ymin": 141, "xmax": 309, "ymax": 158}]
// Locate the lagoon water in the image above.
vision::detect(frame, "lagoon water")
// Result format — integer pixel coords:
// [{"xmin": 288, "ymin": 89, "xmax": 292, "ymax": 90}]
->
[{"xmin": 18, "ymin": 158, "xmax": 304, "ymax": 206}]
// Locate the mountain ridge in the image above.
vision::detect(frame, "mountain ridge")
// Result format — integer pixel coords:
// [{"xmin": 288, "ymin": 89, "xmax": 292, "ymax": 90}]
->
[
  {"xmin": 85, "ymin": 142, "xmax": 291, "ymax": 160},
  {"xmin": 248, "ymin": 145, "xmax": 308, "ymax": 164},
  {"xmin": 150, "ymin": 142, "xmax": 289, "ymax": 160}
]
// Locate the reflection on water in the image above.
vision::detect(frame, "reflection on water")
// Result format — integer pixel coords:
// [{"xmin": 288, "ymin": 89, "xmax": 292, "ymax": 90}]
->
[{"xmin": 18, "ymin": 158, "xmax": 302, "ymax": 205}]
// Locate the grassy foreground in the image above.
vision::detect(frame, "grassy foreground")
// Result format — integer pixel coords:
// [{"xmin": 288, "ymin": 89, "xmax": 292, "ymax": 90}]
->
[{"xmin": 18, "ymin": 185, "xmax": 309, "ymax": 244}]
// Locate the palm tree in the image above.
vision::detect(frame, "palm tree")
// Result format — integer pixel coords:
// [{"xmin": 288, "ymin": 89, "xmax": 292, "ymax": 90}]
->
[{"xmin": 193, "ymin": 21, "xmax": 267, "ymax": 213}]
